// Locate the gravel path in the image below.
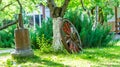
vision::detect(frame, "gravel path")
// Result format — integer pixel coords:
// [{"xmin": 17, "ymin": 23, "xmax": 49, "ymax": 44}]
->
[
  {"xmin": 0, "ymin": 49, "xmax": 14, "ymax": 54},
  {"xmin": 113, "ymin": 34, "xmax": 120, "ymax": 40}
]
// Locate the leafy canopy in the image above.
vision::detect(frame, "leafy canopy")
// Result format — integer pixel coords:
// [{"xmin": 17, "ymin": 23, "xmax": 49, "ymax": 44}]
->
[
  {"xmin": 0, "ymin": 0, "xmax": 41, "ymax": 21},
  {"xmin": 0, "ymin": 0, "xmax": 120, "ymax": 22}
]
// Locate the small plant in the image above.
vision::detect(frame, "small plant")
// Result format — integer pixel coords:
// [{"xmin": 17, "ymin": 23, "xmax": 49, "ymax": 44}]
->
[
  {"xmin": 36, "ymin": 34, "xmax": 52, "ymax": 53},
  {"xmin": 6, "ymin": 59, "xmax": 13, "ymax": 67}
]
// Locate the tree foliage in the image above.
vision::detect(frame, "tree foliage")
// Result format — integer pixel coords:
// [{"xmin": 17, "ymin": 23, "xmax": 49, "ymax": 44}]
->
[
  {"xmin": 0, "ymin": 0, "xmax": 119, "ymax": 23},
  {"xmin": 0, "ymin": 0, "xmax": 41, "ymax": 21}
]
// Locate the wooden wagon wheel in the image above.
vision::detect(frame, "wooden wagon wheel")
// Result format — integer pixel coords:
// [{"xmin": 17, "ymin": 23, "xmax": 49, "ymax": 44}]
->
[{"xmin": 60, "ymin": 19, "xmax": 82, "ymax": 53}]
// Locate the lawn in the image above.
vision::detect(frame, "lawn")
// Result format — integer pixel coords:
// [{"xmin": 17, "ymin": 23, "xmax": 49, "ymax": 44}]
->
[
  {"xmin": 0, "ymin": 41, "xmax": 120, "ymax": 67},
  {"xmin": 0, "ymin": 48, "xmax": 11, "ymax": 50}
]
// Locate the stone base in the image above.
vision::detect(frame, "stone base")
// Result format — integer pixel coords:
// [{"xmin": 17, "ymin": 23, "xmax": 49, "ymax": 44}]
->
[
  {"xmin": 11, "ymin": 48, "xmax": 34, "ymax": 57},
  {"xmin": 11, "ymin": 28, "xmax": 34, "ymax": 58}
]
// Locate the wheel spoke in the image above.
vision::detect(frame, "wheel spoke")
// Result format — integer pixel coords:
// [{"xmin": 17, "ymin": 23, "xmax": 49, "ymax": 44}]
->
[{"xmin": 60, "ymin": 19, "xmax": 82, "ymax": 53}]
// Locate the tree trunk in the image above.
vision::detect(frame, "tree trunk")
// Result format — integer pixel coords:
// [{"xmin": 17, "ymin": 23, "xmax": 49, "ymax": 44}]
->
[
  {"xmin": 47, "ymin": 0, "xmax": 70, "ymax": 51},
  {"xmin": 52, "ymin": 17, "xmax": 63, "ymax": 51},
  {"xmin": 115, "ymin": 7, "xmax": 118, "ymax": 33},
  {"xmin": 92, "ymin": 6, "xmax": 99, "ymax": 30}
]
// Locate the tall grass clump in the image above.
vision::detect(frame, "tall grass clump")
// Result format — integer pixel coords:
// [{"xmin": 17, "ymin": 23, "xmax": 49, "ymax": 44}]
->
[{"xmin": 64, "ymin": 9, "xmax": 114, "ymax": 48}]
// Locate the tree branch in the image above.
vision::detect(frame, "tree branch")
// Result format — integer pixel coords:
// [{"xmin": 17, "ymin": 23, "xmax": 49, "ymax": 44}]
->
[
  {"xmin": 0, "ymin": 20, "xmax": 18, "ymax": 30},
  {"xmin": 47, "ymin": 0, "xmax": 70, "ymax": 18},
  {"xmin": 16, "ymin": 0, "xmax": 24, "ymax": 28},
  {"xmin": 61, "ymin": 0, "xmax": 70, "ymax": 17},
  {"xmin": 80, "ymin": 0, "xmax": 86, "ymax": 11},
  {"xmin": 80, "ymin": 0, "xmax": 91, "ymax": 16},
  {"xmin": 0, "ymin": 3, "xmax": 12, "ymax": 11},
  {"xmin": 47, "ymin": 0, "xmax": 56, "ymax": 17},
  {"xmin": 16, "ymin": 0, "xmax": 22, "ymax": 13},
  {"xmin": 47, "ymin": 0, "xmax": 56, "ymax": 8}
]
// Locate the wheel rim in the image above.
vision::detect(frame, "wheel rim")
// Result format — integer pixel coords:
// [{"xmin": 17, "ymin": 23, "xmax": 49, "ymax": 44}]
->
[{"xmin": 60, "ymin": 19, "xmax": 82, "ymax": 53}]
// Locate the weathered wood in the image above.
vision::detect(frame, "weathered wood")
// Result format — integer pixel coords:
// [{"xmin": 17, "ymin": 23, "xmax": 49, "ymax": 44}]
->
[
  {"xmin": 14, "ymin": 29, "xmax": 30, "ymax": 50},
  {"xmin": 11, "ymin": 29, "xmax": 34, "ymax": 57},
  {"xmin": 60, "ymin": 19, "xmax": 82, "ymax": 53},
  {"xmin": 11, "ymin": 0, "xmax": 34, "ymax": 57}
]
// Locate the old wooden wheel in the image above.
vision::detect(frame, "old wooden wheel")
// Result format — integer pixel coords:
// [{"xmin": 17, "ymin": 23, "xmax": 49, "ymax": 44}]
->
[{"xmin": 60, "ymin": 19, "xmax": 82, "ymax": 53}]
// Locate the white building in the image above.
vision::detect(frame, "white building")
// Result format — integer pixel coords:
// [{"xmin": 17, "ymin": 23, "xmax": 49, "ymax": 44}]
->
[{"xmin": 26, "ymin": 4, "xmax": 50, "ymax": 30}]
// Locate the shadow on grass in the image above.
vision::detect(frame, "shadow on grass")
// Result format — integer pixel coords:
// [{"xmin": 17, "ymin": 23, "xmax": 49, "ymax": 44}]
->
[
  {"xmin": 0, "ymin": 53, "xmax": 9, "ymax": 56},
  {"xmin": 81, "ymin": 50, "xmax": 120, "ymax": 61},
  {"xmin": 13, "ymin": 55, "xmax": 69, "ymax": 67},
  {"xmin": 77, "ymin": 45, "xmax": 120, "ymax": 66},
  {"xmin": 81, "ymin": 46, "xmax": 120, "ymax": 59}
]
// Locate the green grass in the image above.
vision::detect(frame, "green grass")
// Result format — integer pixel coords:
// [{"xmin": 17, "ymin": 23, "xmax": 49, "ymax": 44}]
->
[
  {"xmin": 0, "ymin": 48, "xmax": 12, "ymax": 50},
  {"xmin": 0, "ymin": 53, "xmax": 10, "ymax": 67},
  {"xmin": 0, "ymin": 41, "xmax": 120, "ymax": 67},
  {"xmin": 0, "ymin": 53, "xmax": 9, "ymax": 56}
]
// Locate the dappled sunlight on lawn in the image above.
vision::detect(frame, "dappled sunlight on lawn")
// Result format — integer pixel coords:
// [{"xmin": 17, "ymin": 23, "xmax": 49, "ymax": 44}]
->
[
  {"xmin": 0, "ymin": 44, "xmax": 120, "ymax": 67},
  {"xmin": 0, "ymin": 53, "xmax": 11, "ymax": 67},
  {"xmin": 33, "ymin": 45, "xmax": 120, "ymax": 67},
  {"xmin": 79, "ymin": 45, "xmax": 120, "ymax": 66},
  {"xmin": 116, "ymin": 41, "xmax": 120, "ymax": 46},
  {"xmin": 1, "ymin": 54, "xmax": 69, "ymax": 67},
  {"xmin": 36, "ymin": 53, "xmax": 91, "ymax": 67}
]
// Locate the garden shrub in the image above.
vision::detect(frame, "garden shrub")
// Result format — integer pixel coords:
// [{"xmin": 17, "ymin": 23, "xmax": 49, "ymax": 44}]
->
[
  {"xmin": 64, "ymin": 9, "xmax": 114, "ymax": 48},
  {"xmin": 30, "ymin": 18, "xmax": 53, "ymax": 49},
  {"xmin": 36, "ymin": 34, "xmax": 52, "ymax": 53},
  {"xmin": 0, "ymin": 25, "xmax": 16, "ymax": 48},
  {"xmin": 0, "ymin": 17, "xmax": 53, "ymax": 49}
]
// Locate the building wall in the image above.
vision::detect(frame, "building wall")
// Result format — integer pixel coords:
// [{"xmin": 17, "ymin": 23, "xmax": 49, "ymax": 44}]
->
[
  {"xmin": 108, "ymin": 7, "xmax": 120, "ymax": 32},
  {"xmin": 45, "ymin": 7, "xmax": 50, "ymax": 20},
  {"xmin": 25, "ymin": 5, "xmax": 50, "ymax": 30}
]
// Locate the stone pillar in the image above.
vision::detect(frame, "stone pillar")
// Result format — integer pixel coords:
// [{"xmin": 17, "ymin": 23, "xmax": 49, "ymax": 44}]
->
[{"xmin": 11, "ymin": 28, "xmax": 34, "ymax": 57}]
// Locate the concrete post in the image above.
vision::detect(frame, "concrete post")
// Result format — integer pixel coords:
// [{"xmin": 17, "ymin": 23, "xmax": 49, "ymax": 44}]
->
[{"xmin": 11, "ymin": 28, "xmax": 34, "ymax": 57}]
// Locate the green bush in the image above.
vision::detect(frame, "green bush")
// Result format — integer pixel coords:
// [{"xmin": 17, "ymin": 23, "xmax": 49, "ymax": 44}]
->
[
  {"xmin": 36, "ymin": 34, "xmax": 52, "ymax": 53},
  {"xmin": 64, "ymin": 9, "xmax": 83, "ymax": 33},
  {"xmin": 0, "ymin": 25, "xmax": 16, "ymax": 48},
  {"xmin": 30, "ymin": 18, "xmax": 53, "ymax": 49},
  {"xmin": 64, "ymin": 9, "xmax": 114, "ymax": 48}
]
